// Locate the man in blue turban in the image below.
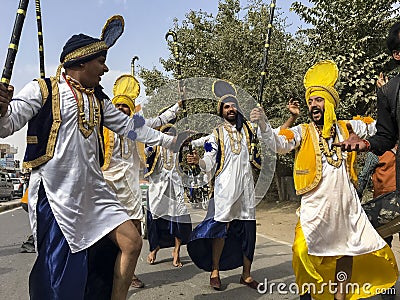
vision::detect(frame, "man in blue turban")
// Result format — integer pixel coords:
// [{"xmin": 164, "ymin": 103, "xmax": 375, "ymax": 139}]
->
[{"xmin": 0, "ymin": 15, "xmax": 177, "ymax": 300}]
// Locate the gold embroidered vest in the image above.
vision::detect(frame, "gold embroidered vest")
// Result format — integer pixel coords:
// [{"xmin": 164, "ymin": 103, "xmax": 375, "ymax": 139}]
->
[
  {"xmin": 102, "ymin": 127, "xmax": 146, "ymax": 171},
  {"xmin": 293, "ymin": 120, "xmax": 356, "ymax": 195}
]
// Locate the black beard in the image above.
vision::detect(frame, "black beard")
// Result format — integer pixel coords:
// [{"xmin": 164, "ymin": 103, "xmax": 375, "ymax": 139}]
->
[
  {"xmin": 309, "ymin": 110, "xmax": 324, "ymax": 125},
  {"xmin": 225, "ymin": 113, "xmax": 237, "ymax": 123}
]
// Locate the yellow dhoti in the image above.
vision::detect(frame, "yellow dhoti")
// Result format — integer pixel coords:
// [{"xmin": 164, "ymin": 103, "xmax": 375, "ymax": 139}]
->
[{"xmin": 292, "ymin": 221, "xmax": 398, "ymax": 300}]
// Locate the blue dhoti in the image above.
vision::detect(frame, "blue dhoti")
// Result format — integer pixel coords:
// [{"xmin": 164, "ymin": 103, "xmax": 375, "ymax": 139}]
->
[
  {"xmin": 187, "ymin": 216, "xmax": 256, "ymax": 271},
  {"xmin": 147, "ymin": 203, "xmax": 192, "ymax": 251},
  {"xmin": 29, "ymin": 182, "xmax": 118, "ymax": 300}
]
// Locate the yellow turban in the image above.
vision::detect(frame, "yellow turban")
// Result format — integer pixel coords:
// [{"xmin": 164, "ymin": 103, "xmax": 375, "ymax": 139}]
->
[
  {"xmin": 112, "ymin": 94, "xmax": 135, "ymax": 116},
  {"xmin": 111, "ymin": 74, "xmax": 140, "ymax": 117},
  {"xmin": 304, "ymin": 60, "xmax": 340, "ymax": 139},
  {"xmin": 305, "ymin": 85, "xmax": 340, "ymax": 138}
]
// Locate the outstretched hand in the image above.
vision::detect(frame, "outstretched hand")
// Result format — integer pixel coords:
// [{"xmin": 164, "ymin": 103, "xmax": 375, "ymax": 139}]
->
[
  {"xmin": 332, "ymin": 123, "xmax": 369, "ymax": 152},
  {"xmin": 287, "ymin": 98, "xmax": 300, "ymax": 117},
  {"xmin": 376, "ymin": 72, "xmax": 389, "ymax": 88}
]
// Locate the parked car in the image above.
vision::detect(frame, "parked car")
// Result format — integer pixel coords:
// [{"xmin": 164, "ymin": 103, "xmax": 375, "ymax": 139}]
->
[
  {"xmin": 0, "ymin": 172, "xmax": 14, "ymax": 201},
  {"xmin": 11, "ymin": 178, "xmax": 24, "ymax": 198}
]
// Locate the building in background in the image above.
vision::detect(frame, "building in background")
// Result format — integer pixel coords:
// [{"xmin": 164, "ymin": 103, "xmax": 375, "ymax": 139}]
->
[{"xmin": 0, "ymin": 144, "xmax": 22, "ymax": 177}]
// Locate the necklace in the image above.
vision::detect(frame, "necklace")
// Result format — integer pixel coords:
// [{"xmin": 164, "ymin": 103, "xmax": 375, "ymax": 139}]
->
[
  {"xmin": 223, "ymin": 123, "xmax": 242, "ymax": 154},
  {"xmin": 314, "ymin": 123, "xmax": 343, "ymax": 168},
  {"xmin": 162, "ymin": 148, "xmax": 175, "ymax": 170},
  {"xmin": 65, "ymin": 75, "xmax": 94, "ymax": 94},
  {"xmin": 65, "ymin": 75, "xmax": 101, "ymax": 138}
]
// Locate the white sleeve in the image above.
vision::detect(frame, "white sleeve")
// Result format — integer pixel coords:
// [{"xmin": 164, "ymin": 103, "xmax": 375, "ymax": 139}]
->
[
  {"xmin": 199, "ymin": 135, "xmax": 217, "ymax": 173},
  {"xmin": 103, "ymin": 99, "xmax": 173, "ymax": 148},
  {"xmin": 348, "ymin": 119, "xmax": 376, "ymax": 139},
  {"xmin": 191, "ymin": 134, "xmax": 213, "ymax": 148},
  {"xmin": 0, "ymin": 81, "xmax": 42, "ymax": 138},
  {"xmin": 260, "ymin": 123, "xmax": 302, "ymax": 154},
  {"xmin": 144, "ymin": 103, "xmax": 180, "ymax": 128}
]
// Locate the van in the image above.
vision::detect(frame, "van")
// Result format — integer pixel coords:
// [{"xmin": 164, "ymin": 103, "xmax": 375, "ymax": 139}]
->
[{"xmin": 0, "ymin": 172, "xmax": 14, "ymax": 201}]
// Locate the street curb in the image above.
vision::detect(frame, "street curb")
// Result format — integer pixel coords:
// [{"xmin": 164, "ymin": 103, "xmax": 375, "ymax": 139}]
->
[{"xmin": 0, "ymin": 202, "xmax": 21, "ymax": 213}]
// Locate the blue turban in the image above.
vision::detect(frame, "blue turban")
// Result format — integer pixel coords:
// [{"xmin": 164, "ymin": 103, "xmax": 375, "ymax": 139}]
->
[{"xmin": 60, "ymin": 34, "xmax": 108, "ymax": 68}]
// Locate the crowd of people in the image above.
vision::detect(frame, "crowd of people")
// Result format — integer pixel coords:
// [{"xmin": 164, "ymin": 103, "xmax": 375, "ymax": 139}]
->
[{"xmin": 0, "ymin": 13, "xmax": 400, "ymax": 300}]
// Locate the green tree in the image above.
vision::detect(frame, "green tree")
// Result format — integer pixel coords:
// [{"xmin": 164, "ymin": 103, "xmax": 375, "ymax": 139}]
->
[
  {"xmin": 291, "ymin": 0, "xmax": 400, "ymax": 118},
  {"xmin": 140, "ymin": 0, "xmax": 308, "ymax": 119}
]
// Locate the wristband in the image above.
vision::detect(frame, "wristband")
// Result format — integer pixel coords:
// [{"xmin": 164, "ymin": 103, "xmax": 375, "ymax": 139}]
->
[{"xmin": 361, "ymin": 139, "xmax": 371, "ymax": 151}]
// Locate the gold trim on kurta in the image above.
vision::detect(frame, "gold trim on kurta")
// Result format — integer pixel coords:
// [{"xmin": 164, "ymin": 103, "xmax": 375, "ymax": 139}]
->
[
  {"xmin": 26, "ymin": 136, "xmax": 38, "ymax": 144},
  {"xmin": 242, "ymin": 122, "xmax": 261, "ymax": 170},
  {"xmin": 214, "ymin": 126, "xmax": 225, "ymax": 177},
  {"xmin": 136, "ymin": 142, "xmax": 146, "ymax": 166},
  {"xmin": 23, "ymin": 77, "xmax": 62, "ymax": 169},
  {"xmin": 144, "ymin": 146, "xmax": 161, "ymax": 178},
  {"xmin": 101, "ymin": 127, "xmax": 115, "ymax": 171},
  {"xmin": 37, "ymin": 78, "xmax": 49, "ymax": 105}
]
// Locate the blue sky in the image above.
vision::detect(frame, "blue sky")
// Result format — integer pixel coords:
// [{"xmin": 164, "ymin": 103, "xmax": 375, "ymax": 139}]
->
[{"xmin": 0, "ymin": 0, "xmax": 307, "ymax": 161}]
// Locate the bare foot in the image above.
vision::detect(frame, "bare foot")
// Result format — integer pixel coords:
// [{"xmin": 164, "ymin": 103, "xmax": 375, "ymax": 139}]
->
[
  {"xmin": 172, "ymin": 250, "xmax": 183, "ymax": 268},
  {"xmin": 147, "ymin": 250, "xmax": 158, "ymax": 264},
  {"xmin": 241, "ymin": 275, "xmax": 253, "ymax": 283},
  {"xmin": 210, "ymin": 269, "xmax": 219, "ymax": 279}
]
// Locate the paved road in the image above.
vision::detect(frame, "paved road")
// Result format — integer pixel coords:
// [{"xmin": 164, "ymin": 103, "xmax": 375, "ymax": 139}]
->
[{"xmin": 0, "ymin": 204, "xmax": 398, "ymax": 299}]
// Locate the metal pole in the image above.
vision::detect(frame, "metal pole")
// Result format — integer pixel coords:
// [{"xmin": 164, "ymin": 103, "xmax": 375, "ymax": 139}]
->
[
  {"xmin": 35, "ymin": 0, "xmax": 45, "ymax": 78},
  {"xmin": 249, "ymin": 0, "xmax": 276, "ymax": 162}
]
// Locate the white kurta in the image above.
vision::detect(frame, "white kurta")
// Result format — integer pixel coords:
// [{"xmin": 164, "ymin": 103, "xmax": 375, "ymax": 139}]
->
[
  {"xmin": 200, "ymin": 123, "xmax": 256, "ymax": 222},
  {"xmin": 0, "ymin": 76, "xmax": 173, "ymax": 253},
  {"xmin": 103, "ymin": 104, "xmax": 180, "ymax": 219},
  {"xmin": 147, "ymin": 147, "xmax": 189, "ymax": 219},
  {"xmin": 261, "ymin": 120, "xmax": 387, "ymax": 256}
]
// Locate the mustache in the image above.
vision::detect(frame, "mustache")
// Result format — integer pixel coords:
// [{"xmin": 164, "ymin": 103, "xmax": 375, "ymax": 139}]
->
[{"xmin": 311, "ymin": 107, "xmax": 323, "ymax": 114}]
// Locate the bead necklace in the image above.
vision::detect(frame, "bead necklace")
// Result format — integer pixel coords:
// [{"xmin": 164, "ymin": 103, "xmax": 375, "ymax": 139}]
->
[
  {"xmin": 162, "ymin": 148, "xmax": 175, "ymax": 170},
  {"xmin": 223, "ymin": 123, "xmax": 242, "ymax": 154},
  {"xmin": 65, "ymin": 75, "xmax": 101, "ymax": 138},
  {"xmin": 65, "ymin": 75, "xmax": 94, "ymax": 94},
  {"xmin": 314, "ymin": 123, "xmax": 343, "ymax": 168}
]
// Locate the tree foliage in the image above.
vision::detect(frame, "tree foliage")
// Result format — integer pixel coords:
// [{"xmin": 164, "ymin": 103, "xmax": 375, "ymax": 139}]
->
[
  {"xmin": 139, "ymin": 0, "xmax": 308, "ymax": 124},
  {"xmin": 291, "ymin": 0, "xmax": 400, "ymax": 118}
]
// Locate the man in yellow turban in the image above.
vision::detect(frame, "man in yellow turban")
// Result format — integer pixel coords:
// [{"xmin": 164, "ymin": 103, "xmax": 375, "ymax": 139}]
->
[
  {"xmin": 102, "ymin": 74, "xmax": 182, "ymax": 288},
  {"xmin": 250, "ymin": 60, "xmax": 398, "ymax": 300}
]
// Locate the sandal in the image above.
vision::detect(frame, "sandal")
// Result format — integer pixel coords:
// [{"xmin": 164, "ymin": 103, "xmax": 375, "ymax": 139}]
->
[
  {"xmin": 131, "ymin": 277, "xmax": 144, "ymax": 288},
  {"xmin": 240, "ymin": 276, "xmax": 259, "ymax": 290}
]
